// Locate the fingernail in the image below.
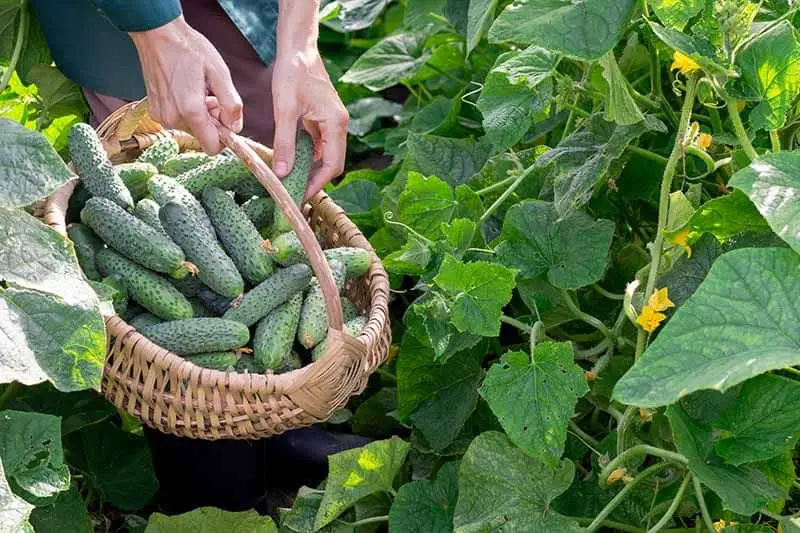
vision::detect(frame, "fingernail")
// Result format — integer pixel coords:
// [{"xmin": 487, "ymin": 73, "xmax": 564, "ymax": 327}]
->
[
  {"xmin": 234, "ymin": 117, "xmax": 243, "ymax": 131},
  {"xmin": 275, "ymin": 161, "xmax": 288, "ymax": 175}
]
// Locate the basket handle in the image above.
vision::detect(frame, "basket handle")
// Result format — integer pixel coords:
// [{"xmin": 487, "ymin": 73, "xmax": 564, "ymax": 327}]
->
[{"xmin": 215, "ymin": 124, "xmax": 344, "ymax": 332}]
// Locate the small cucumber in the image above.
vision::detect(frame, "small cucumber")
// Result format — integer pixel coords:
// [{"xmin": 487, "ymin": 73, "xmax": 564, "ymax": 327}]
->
[
  {"xmin": 159, "ymin": 202, "xmax": 244, "ymax": 298},
  {"xmin": 267, "ymin": 232, "xmax": 370, "ymax": 278},
  {"xmin": 186, "ymin": 352, "xmax": 240, "ymax": 371},
  {"xmin": 147, "ymin": 175, "xmax": 216, "ymax": 239},
  {"xmin": 342, "ymin": 299, "xmax": 359, "ymax": 322},
  {"xmin": 176, "ymin": 156, "xmax": 253, "ymax": 195},
  {"xmin": 81, "ymin": 197, "xmax": 192, "ymax": 279},
  {"xmin": 253, "ymin": 293, "xmax": 302, "ymax": 371},
  {"xmin": 189, "ymin": 298, "xmax": 216, "ymax": 317},
  {"xmin": 312, "ymin": 316, "xmax": 367, "ymax": 361},
  {"xmin": 133, "ymin": 199, "xmax": 168, "ymax": 236},
  {"xmin": 222, "ymin": 264, "xmax": 312, "ymax": 327},
  {"xmin": 241, "ymin": 196, "xmax": 275, "ymax": 231},
  {"xmin": 169, "ymin": 275, "xmax": 202, "ymax": 298},
  {"xmin": 96, "ymin": 248, "xmax": 194, "ymax": 320},
  {"xmin": 235, "ymin": 355, "xmax": 266, "ymax": 374},
  {"xmin": 129, "ymin": 313, "xmax": 163, "ymax": 330},
  {"xmin": 68, "ymin": 123, "xmax": 134, "ymax": 210},
  {"xmin": 116, "ymin": 162, "xmax": 158, "ymax": 201},
  {"xmin": 273, "ymin": 131, "xmax": 313, "ymax": 233},
  {"xmin": 197, "ymin": 286, "xmax": 234, "ymax": 315},
  {"xmin": 67, "ymin": 223, "xmax": 104, "ymax": 281},
  {"xmin": 139, "ymin": 318, "xmax": 250, "ymax": 355},
  {"xmin": 230, "ymin": 175, "xmax": 265, "ymax": 199},
  {"xmin": 161, "ymin": 152, "xmax": 212, "ymax": 177},
  {"xmin": 202, "ymin": 186, "xmax": 274, "ymax": 285},
  {"xmin": 297, "ymin": 260, "xmax": 347, "ymax": 349},
  {"xmin": 137, "ymin": 136, "xmax": 180, "ymax": 168}
]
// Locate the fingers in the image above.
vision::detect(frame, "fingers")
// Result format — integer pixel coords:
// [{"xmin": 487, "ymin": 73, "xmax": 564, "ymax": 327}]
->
[
  {"xmin": 273, "ymin": 100, "xmax": 300, "ymax": 177},
  {"xmin": 179, "ymin": 95, "xmax": 222, "ymax": 154},
  {"xmin": 205, "ymin": 61, "xmax": 243, "ymax": 132},
  {"xmin": 306, "ymin": 107, "xmax": 348, "ymax": 199}
]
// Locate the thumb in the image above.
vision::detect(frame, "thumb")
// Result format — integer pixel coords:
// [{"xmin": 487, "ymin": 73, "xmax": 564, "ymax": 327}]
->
[{"xmin": 273, "ymin": 103, "xmax": 299, "ymax": 178}]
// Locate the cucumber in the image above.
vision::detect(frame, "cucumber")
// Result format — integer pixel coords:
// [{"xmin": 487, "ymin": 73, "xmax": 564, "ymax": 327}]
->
[
  {"xmin": 197, "ymin": 286, "xmax": 234, "ymax": 315},
  {"xmin": 242, "ymin": 196, "xmax": 275, "ymax": 230},
  {"xmin": 297, "ymin": 260, "xmax": 347, "ymax": 349},
  {"xmin": 81, "ymin": 197, "xmax": 193, "ymax": 279},
  {"xmin": 273, "ymin": 131, "xmax": 313, "ymax": 233},
  {"xmin": 147, "ymin": 174, "xmax": 216, "ymax": 239},
  {"xmin": 189, "ymin": 298, "xmax": 216, "ymax": 317},
  {"xmin": 235, "ymin": 355, "xmax": 266, "ymax": 374},
  {"xmin": 133, "ymin": 199, "xmax": 168, "ymax": 236},
  {"xmin": 222, "ymin": 264, "xmax": 312, "ymax": 327},
  {"xmin": 312, "ymin": 316, "xmax": 367, "ymax": 361},
  {"xmin": 67, "ymin": 223, "xmax": 104, "ymax": 281},
  {"xmin": 159, "ymin": 202, "xmax": 244, "ymax": 298},
  {"xmin": 169, "ymin": 275, "xmax": 202, "ymax": 298},
  {"xmin": 129, "ymin": 312, "xmax": 163, "ymax": 330},
  {"xmin": 202, "ymin": 186, "xmax": 274, "ymax": 285},
  {"xmin": 68, "ymin": 123, "xmax": 134, "ymax": 210},
  {"xmin": 102, "ymin": 275, "xmax": 128, "ymax": 315},
  {"xmin": 186, "ymin": 352, "xmax": 239, "ymax": 371},
  {"xmin": 267, "ymin": 232, "xmax": 370, "ymax": 278},
  {"xmin": 266, "ymin": 232, "xmax": 306, "ymax": 266},
  {"xmin": 139, "ymin": 318, "xmax": 250, "ymax": 355},
  {"xmin": 176, "ymin": 156, "xmax": 253, "ymax": 195},
  {"xmin": 161, "ymin": 152, "xmax": 212, "ymax": 177},
  {"xmin": 67, "ymin": 182, "xmax": 91, "ymax": 224},
  {"xmin": 122, "ymin": 302, "xmax": 145, "ymax": 321},
  {"xmin": 230, "ymin": 175, "xmax": 265, "ymax": 199},
  {"xmin": 253, "ymin": 293, "xmax": 302, "ymax": 371},
  {"xmin": 137, "ymin": 136, "xmax": 180, "ymax": 168},
  {"xmin": 342, "ymin": 299, "xmax": 359, "ymax": 322},
  {"xmin": 117, "ymin": 162, "xmax": 158, "ymax": 201},
  {"xmin": 96, "ymin": 248, "xmax": 194, "ymax": 320}
]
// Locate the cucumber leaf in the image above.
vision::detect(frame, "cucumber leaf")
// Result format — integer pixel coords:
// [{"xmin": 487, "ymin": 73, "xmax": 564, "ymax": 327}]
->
[
  {"xmin": 477, "ymin": 73, "xmax": 551, "ymax": 152},
  {"xmin": 599, "ymin": 51, "xmax": 645, "ymax": 126},
  {"xmin": 146, "ymin": 508, "xmax": 277, "ymax": 533},
  {"xmin": 406, "ymin": 134, "xmax": 492, "ymax": 186},
  {"xmin": 491, "ymin": 45, "xmax": 558, "ymax": 88},
  {"xmin": 649, "ymin": 22, "xmax": 728, "ymax": 75},
  {"xmin": 649, "ymin": 0, "xmax": 706, "ymax": 30},
  {"xmin": 337, "ymin": 0, "xmax": 390, "ymax": 31},
  {"xmin": 346, "ymin": 97, "xmax": 403, "ymax": 137},
  {"xmin": 397, "ymin": 172, "xmax": 456, "ymax": 240},
  {"xmin": 388, "ymin": 462, "xmax": 458, "ymax": 533},
  {"xmin": 340, "ymin": 32, "xmax": 432, "ymax": 91},
  {"xmin": 28, "ymin": 485, "xmax": 92, "ymax": 533},
  {"xmin": 0, "ymin": 458, "xmax": 34, "ymax": 533},
  {"xmin": 466, "ymin": 0, "xmax": 498, "ymax": 54}
]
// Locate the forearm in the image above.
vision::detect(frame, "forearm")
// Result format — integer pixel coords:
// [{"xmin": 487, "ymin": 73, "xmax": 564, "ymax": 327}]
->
[
  {"xmin": 90, "ymin": 0, "xmax": 182, "ymax": 32},
  {"xmin": 276, "ymin": 0, "xmax": 320, "ymax": 53}
]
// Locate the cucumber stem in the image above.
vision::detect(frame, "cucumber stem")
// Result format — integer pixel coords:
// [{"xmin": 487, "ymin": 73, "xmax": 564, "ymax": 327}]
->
[{"xmin": 0, "ymin": 5, "xmax": 28, "ymax": 95}]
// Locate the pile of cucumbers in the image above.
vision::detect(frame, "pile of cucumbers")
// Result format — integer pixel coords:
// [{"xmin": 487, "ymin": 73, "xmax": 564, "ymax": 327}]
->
[{"xmin": 66, "ymin": 123, "xmax": 370, "ymax": 373}]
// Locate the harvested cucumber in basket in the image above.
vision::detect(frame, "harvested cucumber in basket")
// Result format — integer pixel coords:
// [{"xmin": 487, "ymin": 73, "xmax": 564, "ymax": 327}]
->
[
  {"xmin": 297, "ymin": 260, "xmax": 347, "ymax": 349},
  {"xmin": 67, "ymin": 223, "xmax": 105, "ymax": 281},
  {"xmin": 137, "ymin": 136, "xmax": 179, "ymax": 168},
  {"xmin": 81, "ymin": 197, "xmax": 194, "ymax": 279},
  {"xmin": 253, "ymin": 293, "xmax": 302, "ymax": 371},
  {"xmin": 139, "ymin": 318, "xmax": 250, "ymax": 355},
  {"xmin": 129, "ymin": 312, "xmax": 164, "ymax": 330},
  {"xmin": 116, "ymin": 162, "xmax": 158, "ymax": 201},
  {"xmin": 242, "ymin": 196, "xmax": 275, "ymax": 231},
  {"xmin": 222, "ymin": 263, "xmax": 312, "ymax": 326},
  {"xmin": 267, "ymin": 232, "xmax": 370, "ymax": 278},
  {"xmin": 176, "ymin": 156, "xmax": 254, "ymax": 195},
  {"xmin": 133, "ymin": 199, "xmax": 168, "ymax": 235},
  {"xmin": 312, "ymin": 315, "xmax": 368, "ymax": 361},
  {"xmin": 68, "ymin": 123, "xmax": 134, "ymax": 210},
  {"xmin": 273, "ymin": 131, "xmax": 314, "ymax": 234},
  {"xmin": 197, "ymin": 286, "xmax": 235, "ymax": 315},
  {"xmin": 148, "ymin": 175, "xmax": 216, "ymax": 239},
  {"xmin": 169, "ymin": 274, "xmax": 202, "ymax": 298},
  {"xmin": 186, "ymin": 351, "xmax": 240, "ymax": 371},
  {"xmin": 161, "ymin": 152, "xmax": 212, "ymax": 177}
]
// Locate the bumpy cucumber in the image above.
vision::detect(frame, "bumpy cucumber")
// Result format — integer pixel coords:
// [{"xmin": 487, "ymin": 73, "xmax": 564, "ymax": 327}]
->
[
  {"xmin": 235, "ymin": 356, "xmax": 266, "ymax": 374},
  {"xmin": 67, "ymin": 182, "xmax": 91, "ymax": 224},
  {"xmin": 297, "ymin": 260, "xmax": 347, "ymax": 349},
  {"xmin": 96, "ymin": 248, "xmax": 194, "ymax": 320},
  {"xmin": 81, "ymin": 197, "xmax": 192, "ymax": 279},
  {"xmin": 230, "ymin": 175, "xmax": 265, "ymax": 199},
  {"xmin": 312, "ymin": 316, "xmax": 368, "ymax": 361},
  {"xmin": 197, "ymin": 286, "xmax": 234, "ymax": 315},
  {"xmin": 122, "ymin": 302, "xmax": 145, "ymax": 321},
  {"xmin": 222, "ymin": 264, "xmax": 312, "ymax": 326},
  {"xmin": 242, "ymin": 196, "xmax": 275, "ymax": 230},
  {"xmin": 202, "ymin": 187, "xmax": 274, "ymax": 284},
  {"xmin": 68, "ymin": 123, "xmax": 134, "ymax": 210},
  {"xmin": 161, "ymin": 152, "xmax": 211, "ymax": 177},
  {"xmin": 147, "ymin": 175, "xmax": 216, "ymax": 239},
  {"xmin": 189, "ymin": 298, "xmax": 215, "ymax": 317},
  {"xmin": 102, "ymin": 276, "xmax": 128, "ymax": 315},
  {"xmin": 176, "ymin": 156, "xmax": 253, "ymax": 195},
  {"xmin": 267, "ymin": 232, "xmax": 370, "ymax": 278},
  {"xmin": 139, "ymin": 318, "xmax": 249, "ymax": 355},
  {"xmin": 133, "ymin": 199, "xmax": 168, "ymax": 235},
  {"xmin": 67, "ymin": 223, "xmax": 104, "ymax": 281},
  {"xmin": 273, "ymin": 131, "xmax": 314, "ymax": 233},
  {"xmin": 116, "ymin": 162, "xmax": 158, "ymax": 201},
  {"xmin": 137, "ymin": 136, "xmax": 180, "ymax": 168},
  {"xmin": 129, "ymin": 313, "xmax": 163, "ymax": 330},
  {"xmin": 170, "ymin": 275, "xmax": 202, "ymax": 298},
  {"xmin": 159, "ymin": 202, "xmax": 244, "ymax": 298},
  {"xmin": 253, "ymin": 293, "xmax": 302, "ymax": 370},
  {"xmin": 186, "ymin": 352, "xmax": 239, "ymax": 371},
  {"xmin": 342, "ymin": 299, "xmax": 359, "ymax": 321}
]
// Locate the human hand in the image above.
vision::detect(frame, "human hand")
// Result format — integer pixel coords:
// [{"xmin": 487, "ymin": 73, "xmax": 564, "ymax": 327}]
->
[{"xmin": 129, "ymin": 17, "xmax": 243, "ymax": 154}]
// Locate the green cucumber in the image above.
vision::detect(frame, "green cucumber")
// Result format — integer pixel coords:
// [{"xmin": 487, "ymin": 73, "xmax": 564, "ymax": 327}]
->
[
  {"xmin": 253, "ymin": 293, "xmax": 302, "ymax": 371},
  {"xmin": 342, "ymin": 299, "xmax": 359, "ymax": 322},
  {"xmin": 96, "ymin": 248, "xmax": 194, "ymax": 320},
  {"xmin": 235, "ymin": 356, "xmax": 266, "ymax": 374},
  {"xmin": 230, "ymin": 175, "xmax": 265, "ymax": 199},
  {"xmin": 67, "ymin": 223, "xmax": 104, "ymax": 281},
  {"xmin": 273, "ymin": 131, "xmax": 313, "ymax": 233},
  {"xmin": 133, "ymin": 199, "xmax": 168, "ymax": 236},
  {"xmin": 117, "ymin": 162, "xmax": 158, "ymax": 201},
  {"xmin": 137, "ymin": 136, "xmax": 180, "ymax": 168},
  {"xmin": 161, "ymin": 152, "xmax": 212, "ymax": 177},
  {"xmin": 122, "ymin": 302, "xmax": 145, "ymax": 321},
  {"xmin": 297, "ymin": 260, "xmax": 347, "ymax": 349},
  {"xmin": 67, "ymin": 182, "xmax": 91, "ymax": 224},
  {"xmin": 222, "ymin": 264, "xmax": 312, "ymax": 326},
  {"xmin": 140, "ymin": 318, "xmax": 249, "ymax": 355},
  {"xmin": 242, "ymin": 196, "xmax": 275, "ymax": 230},
  {"xmin": 312, "ymin": 316, "xmax": 367, "ymax": 361},
  {"xmin": 81, "ymin": 197, "xmax": 192, "ymax": 279},
  {"xmin": 68, "ymin": 123, "xmax": 134, "ymax": 210},
  {"xmin": 267, "ymin": 232, "xmax": 370, "ymax": 278},
  {"xmin": 186, "ymin": 352, "xmax": 239, "ymax": 371},
  {"xmin": 129, "ymin": 313, "xmax": 163, "ymax": 330},
  {"xmin": 147, "ymin": 175, "xmax": 216, "ymax": 239},
  {"xmin": 189, "ymin": 298, "xmax": 216, "ymax": 317},
  {"xmin": 202, "ymin": 186, "xmax": 274, "ymax": 285},
  {"xmin": 176, "ymin": 156, "xmax": 253, "ymax": 195},
  {"xmin": 169, "ymin": 275, "xmax": 202, "ymax": 298},
  {"xmin": 159, "ymin": 202, "xmax": 244, "ymax": 298},
  {"xmin": 197, "ymin": 286, "xmax": 234, "ymax": 315}
]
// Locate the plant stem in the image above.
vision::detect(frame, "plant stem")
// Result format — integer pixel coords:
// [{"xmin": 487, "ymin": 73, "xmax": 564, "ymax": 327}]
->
[
  {"xmin": 722, "ymin": 90, "xmax": 758, "ymax": 161},
  {"xmin": 475, "ymin": 175, "xmax": 516, "ymax": 196},
  {"xmin": 684, "ymin": 145, "xmax": 716, "ymax": 174},
  {"xmin": 600, "ymin": 445, "xmax": 688, "ymax": 487},
  {"xmin": 770, "ymin": 130, "xmax": 781, "ymax": 152},
  {"xmin": 500, "ymin": 315, "xmax": 533, "ymax": 334},
  {"xmin": 616, "ymin": 405, "xmax": 637, "ymax": 457},
  {"xmin": 336, "ymin": 515, "xmax": 389, "ymax": 527},
  {"xmin": 646, "ymin": 473, "xmax": 691, "ymax": 533},
  {"xmin": 709, "ymin": 107, "xmax": 724, "ymax": 135},
  {"xmin": 592, "ymin": 284, "xmax": 626, "ymax": 301},
  {"xmin": 628, "ymin": 146, "xmax": 669, "ymax": 165},
  {"xmin": 692, "ymin": 476, "xmax": 715, "ymax": 533},
  {"xmin": 569, "ymin": 419, "xmax": 601, "ymax": 449},
  {"xmin": 478, "ymin": 163, "xmax": 537, "ymax": 225},
  {"xmin": 575, "ymin": 518, "xmax": 695, "ymax": 533},
  {"xmin": 562, "ymin": 290, "xmax": 613, "ymax": 339},
  {"xmin": 575, "ymin": 340, "xmax": 611, "ymax": 361},
  {"xmin": 0, "ymin": 4, "xmax": 28, "ymax": 95},
  {"xmin": 563, "ymin": 102, "xmax": 591, "ymax": 118}
]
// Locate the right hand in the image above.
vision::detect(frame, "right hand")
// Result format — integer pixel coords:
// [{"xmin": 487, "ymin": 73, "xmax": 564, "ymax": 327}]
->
[{"xmin": 129, "ymin": 17, "xmax": 243, "ymax": 154}]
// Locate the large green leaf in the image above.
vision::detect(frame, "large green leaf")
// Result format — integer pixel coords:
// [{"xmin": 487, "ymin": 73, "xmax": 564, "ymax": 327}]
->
[
  {"xmin": 26, "ymin": 66, "xmax": 87, "ymax": 128},
  {"xmin": 340, "ymin": 33, "xmax": 432, "ymax": 91},
  {"xmin": 28, "ymin": 485, "xmax": 91, "ymax": 533},
  {"xmin": 729, "ymin": 152, "xmax": 800, "ymax": 253},
  {"xmin": 492, "ymin": 45, "xmax": 558, "ymax": 88},
  {"xmin": 479, "ymin": 343, "xmax": 588, "ymax": 466},
  {"xmin": 397, "ymin": 333, "xmax": 484, "ymax": 450},
  {"xmin": 280, "ymin": 486, "xmax": 354, "ymax": 533},
  {"xmin": 397, "ymin": 172, "xmax": 455, "ymax": 240},
  {"xmin": 0, "ymin": 118, "xmax": 73, "ymax": 209},
  {"xmin": 433, "ymin": 255, "xmax": 517, "ymax": 337},
  {"xmin": 649, "ymin": 22, "xmax": 728, "ymax": 75},
  {"xmin": 146, "ymin": 508, "xmax": 277, "ymax": 533},
  {"xmin": 614, "ymin": 247, "xmax": 800, "ymax": 407},
  {"xmin": 0, "ymin": 458, "xmax": 34, "ymax": 533},
  {"xmin": 667, "ymin": 403, "xmax": 787, "ymax": 515},
  {"xmin": 649, "ymin": 0, "xmax": 706, "ymax": 30},
  {"xmin": 733, "ymin": 21, "xmax": 800, "ymax": 131},
  {"xmin": 388, "ymin": 462, "xmax": 458, "ymax": 533},
  {"xmin": 466, "ymin": 0, "xmax": 498, "ymax": 54},
  {"xmin": 346, "ymin": 97, "xmax": 403, "ymax": 137},
  {"xmin": 406, "ymin": 134, "xmax": 491, "ymax": 186},
  {"xmin": 314, "ymin": 437, "xmax": 410, "ymax": 530},
  {"xmin": 598, "ymin": 52, "xmax": 644, "ymax": 126},
  {"xmin": 488, "ymin": 0, "xmax": 637, "ymax": 60},
  {"xmin": 496, "ymin": 200, "xmax": 615, "ymax": 289},
  {"xmin": 0, "ymin": 410, "xmax": 69, "ymax": 501},
  {"xmin": 453, "ymin": 431, "xmax": 581, "ymax": 532},
  {"xmin": 337, "ymin": 0, "xmax": 390, "ymax": 31},
  {"xmin": 7, "ymin": 384, "xmax": 116, "ymax": 436},
  {"xmin": 403, "ymin": 293, "xmax": 482, "ymax": 364},
  {"xmin": 0, "ymin": 0, "xmax": 22, "ymax": 60}
]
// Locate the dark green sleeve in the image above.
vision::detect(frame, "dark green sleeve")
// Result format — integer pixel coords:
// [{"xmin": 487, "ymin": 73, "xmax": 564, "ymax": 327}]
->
[{"xmin": 90, "ymin": 0, "xmax": 182, "ymax": 32}]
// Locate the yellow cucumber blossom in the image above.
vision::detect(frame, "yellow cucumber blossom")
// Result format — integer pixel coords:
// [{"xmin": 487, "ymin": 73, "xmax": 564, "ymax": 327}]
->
[
  {"xmin": 636, "ymin": 288, "xmax": 675, "ymax": 333},
  {"xmin": 670, "ymin": 227, "xmax": 693, "ymax": 257},
  {"xmin": 647, "ymin": 288, "xmax": 675, "ymax": 313},
  {"xmin": 696, "ymin": 132, "xmax": 713, "ymax": 149},
  {"xmin": 671, "ymin": 51, "xmax": 700, "ymax": 75},
  {"xmin": 607, "ymin": 467, "xmax": 627, "ymax": 484}
]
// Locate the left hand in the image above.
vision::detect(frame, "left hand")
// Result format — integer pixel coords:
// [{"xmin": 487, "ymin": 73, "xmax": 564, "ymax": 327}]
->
[{"xmin": 271, "ymin": 46, "xmax": 349, "ymax": 199}]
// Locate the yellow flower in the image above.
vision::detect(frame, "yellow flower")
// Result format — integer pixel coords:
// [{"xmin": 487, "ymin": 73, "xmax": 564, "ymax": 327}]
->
[
  {"xmin": 696, "ymin": 132, "xmax": 713, "ymax": 150},
  {"xmin": 639, "ymin": 407, "xmax": 653, "ymax": 422},
  {"xmin": 607, "ymin": 467, "xmax": 627, "ymax": 484},
  {"xmin": 647, "ymin": 288, "xmax": 675, "ymax": 313},
  {"xmin": 636, "ymin": 305, "xmax": 667, "ymax": 333},
  {"xmin": 670, "ymin": 227, "xmax": 693, "ymax": 257},
  {"xmin": 671, "ymin": 51, "xmax": 701, "ymax": 75},
  {"xmin": 714, "ymin": 520, "xmax": 737, "ymax": 532}
]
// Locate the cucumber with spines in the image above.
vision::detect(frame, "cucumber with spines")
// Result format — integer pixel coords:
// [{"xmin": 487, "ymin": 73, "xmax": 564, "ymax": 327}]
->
[
  {"xmin": 242, "ymin": 196, "xmax": 275, "ymax": 230},
  {"xmin": 117, "ymin": 162, "xmax": 158, "ymax": 201},
  {"xmin": 133, "ymin": 199, "xmax": 168, "ymax": 236},
  {"xmin": 161, "ymin": 152, "xmax": 212, "ymax": 177},
  {"xmin": 137, "ymin": 136, "xmax": 180, "ymax": 168},
  {"xmin": 176, "ymin": 156, "xmax": 253, "ymax": 195},
  {"xmin": 169, "ymin": 275, "xmax": 202, "ymax": 298},
  {"xmin": 129, "ymin": 313, "xmax": 164, "ymax": 330},
  {"xmin": 296, "ymin": 260, "xmax": 347, "ymax": 349},
  {"xmin": 235, "ymin": 355, "xmax": 266, "ymax": 374},
  {"xmin": 267, "ymin": 232, "xmax": 370, "ymax": 278},
  {"xmin": 253, "ymin": 293, "xmax": 302, "ymax": 371},
  {"xmin": 139, "ymin": 318, "xmax": 250, "ymax": 355},
  {"xmin": 273, "ymin": 132, "xmax": 313, "ymax": 233},
  {"xmin": 186, "ymin": 352, "xmax": 240, "ymax": 371},
  {"xmin": 222, "ymin": 264, "xmax": 312, "ymax": 327},
  {"xmin": 312, "ymin": 316, "xmax": 367, "ymax": 361},
  {"xmin": 342, "ymin": 299, "xmax": 359, "ymax": 321},
  {"xmin": 68, "ymin": 123, "xmax": 134, "ymax": 210},
  {"xmin": 197, "ymin": 286, "xmax": 234, "ymax": 315},
  {"xmin": 147, "ymin": 175, "xmax": 216, "ymax": 239},
  {"xmin": 67, "ymin": 223, "xmax": 104, "ymax": 281}
]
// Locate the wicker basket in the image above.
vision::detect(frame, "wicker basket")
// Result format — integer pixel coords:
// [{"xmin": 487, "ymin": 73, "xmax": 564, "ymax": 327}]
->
[{"xmin": 39, "ymin": 100, "xmax": 391, "ymax": 440}]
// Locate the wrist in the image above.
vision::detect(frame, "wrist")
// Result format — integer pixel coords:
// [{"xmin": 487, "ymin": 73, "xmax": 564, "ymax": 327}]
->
[
  {"xmin": 129, "ymin": 16, "xmax": 189, "ymax": 49},
  {"xmin": 276, "ymin": 0, "xmax": 320, "ymax": 53}
]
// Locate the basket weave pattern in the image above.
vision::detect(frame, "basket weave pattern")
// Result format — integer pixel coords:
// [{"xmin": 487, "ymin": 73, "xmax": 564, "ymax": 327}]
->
[{"xmin": 40, "ymin": 102, "xmax": 391, "ymax": 439}]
